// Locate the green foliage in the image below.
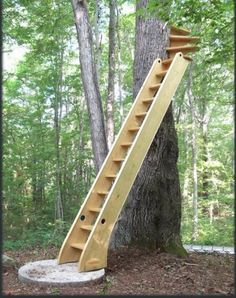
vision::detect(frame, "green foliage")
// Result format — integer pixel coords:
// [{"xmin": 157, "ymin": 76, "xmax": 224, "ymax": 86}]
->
[
  {"xmin": 181, "ymin": 199, "xmax": 234, "ymax": 246},
  {"xmin": 4, "ymin": 221, "xmax": 71, "ymax": 250}
]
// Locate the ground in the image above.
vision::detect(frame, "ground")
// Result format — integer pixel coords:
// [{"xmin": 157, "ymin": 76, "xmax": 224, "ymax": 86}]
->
[{"xmin": 3, "ymin": 245, "xmax": 234, "ymax": 295}]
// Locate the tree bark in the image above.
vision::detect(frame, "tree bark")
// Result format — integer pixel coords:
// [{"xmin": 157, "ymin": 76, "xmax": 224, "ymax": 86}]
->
[
  {"xmin": 110, "ymin": 0, "xmax": 186, "ymax": 256},
  {"xmin": 115, "ymin": 3, "xmax": 124, "ymax": 127},
  {"xmin": 182, "ymin": 108, "xmax": 191, "ymax": 201},
  {"xmin": 106, "ymin": 0, "xmax": 116, "ymax": 150},
  {"xmin": 71, "ymin": 0, "xmax": 108, "ymax": 171},
  {"xmin": 201, "ymin": 98, "xmax": 210, "ymax": 200},
  {"xmin": 54, "ymin": 49, "xmax": 64, "ymax": 221},
  {"xmin": 187, "ymin": 64, "xmax": 198, "ymax": 242},
  {"xmin": 94, "ymin": 0, "xmax": 102, "ymax": 81}
]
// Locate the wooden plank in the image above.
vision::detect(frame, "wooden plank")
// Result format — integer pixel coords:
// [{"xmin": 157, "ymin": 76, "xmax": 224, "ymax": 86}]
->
[
  {"xmin": 97, "ymin": 191, "xmax": 109, "ymax": 196},
  {"xmin": 170, "ymin": 26, "xmax": 191, "ymax": 36},
  {"xmin": 89, "ymin": 207, "xmax": 101, "ymax": 213},
  {"xmin": 170, "ymin": 35, "xmax": 200, "ymax": 42},
  {"xmin": 57, "ymin": 57, "xmax": 165, "ymax": 266},
  {"xmin": 80, "ymin": 225, "xmax": 93, "ymax": 231},
  {"xmin": 121, "ymin": 142, "xmax": 132, "ymax": 147},
  {"xmin": 156, "ymin": 70, "xmax": 167, "ymax": 77},
  {"xmin": 128, "ymin": 127, "xmax": 140, "ymax": 132},
  {"xmin": 71, "ymin": 243, "xmax": 85, "ymax": 250},
  {"xmin": 162, "ymin": 56, "xmax": 192, "ymax": 65},
  {"xmin": 166, "ymin": 45, "xmax": 198, "ymax": 52},
  {"xmin": 149, "ymin": 83, "xmax": 161, "ymax": 90},
  {"xmin": 105, "ymin": 175, "xmax": 117, "ymax": 179},
  {"xmin": 113, "ymin": 158, "xmax": 125, "ymax": 162},
  {"xmin": 142, "ymin": 98, "xmax": 154, "ymax": 103},
  {"xmin": 135, "ymin": 112, "xmax": 147, "ymax": 118},
  {"xmin": 78, "ymin": 53, "xmax": 190, "ymax": 272}
]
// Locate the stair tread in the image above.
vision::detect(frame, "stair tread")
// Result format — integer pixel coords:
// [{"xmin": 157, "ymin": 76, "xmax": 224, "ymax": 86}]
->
[
  {"xmin": 80, "ymin": 224, "xmax": 93, "ymax": 231},
  {"xmin": 162, "ymin": 55, "xmax": 193, "ymax": 65},
  {"xmin": 166, "ymin": 45, "xmax": 198, "ymax": 52},
  {"xmin": 89, "ymin": 207, "xmax": 102, "ymax": 212},
  {"xmin": 128, "ymin": 127, "xmax": 140, "ymax": 132},
  {"xmin": 149, "ymin": 83, "xmax": 161, "ymax": 90},
  {"xmin": 97, "ymin": 191, "xmax": 109, "ymax": 195},
  {"xmin": 121, "ymin": 142, "xmax": 132, "ymax": 147},
  {"xmin": 156, "ymin": 70, "xmax": 168, "ymax": 77},
  {"xmin": 143, "ymin": 97, "xmax": 154, "ymax": 103},
  {"xmin": 183, "ymin": 56, "xmax": 193, "ymax": 61},
  {"xmin": 105, "ymin": 174, "xmax": 117, "ymax": 178},
  {"xmin": 170, "ymin": 26, "xmax": 191, "ymax": 36},
  {"xmin": 71, "ymin": 243, "xmax": 85, "ymax": 250},
  {"xmin": 170, "ymin": 35, "xmax": 200, "ymax": 42},
  {"xmin": 135, "ymin": 112, "xmax": 147, "ymax": 117},
  {"xmin": 162, "ymin": 58, "xmax": 173, "ymax": 65},
  {"xmin": 113, "ymin": 158, "xmax": 125, "ymax": 162}
]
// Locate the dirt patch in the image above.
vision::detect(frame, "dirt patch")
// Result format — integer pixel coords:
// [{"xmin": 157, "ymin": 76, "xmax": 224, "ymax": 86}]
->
[{"xmin": 3, "ymin": 245, "xmax": 234, "ymax": 295}]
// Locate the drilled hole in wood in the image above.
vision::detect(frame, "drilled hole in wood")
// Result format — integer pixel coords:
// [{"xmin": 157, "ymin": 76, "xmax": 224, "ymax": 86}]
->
[
  {"xmin": 101, "ymin": 219, "xmax": 106, "ymax": 224},
  {"xmin": 80, "ymin": 215, "xmax": 85, "ymax": 221}
]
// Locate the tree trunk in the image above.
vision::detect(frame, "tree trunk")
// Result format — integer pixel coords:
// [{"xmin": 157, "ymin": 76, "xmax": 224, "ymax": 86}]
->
[
  {"xmin": 54, "ymin": 49, "xmax": 64, "ymax": 221},
  {"xmin": 71, "ymin": 0, "xmax": 108, "ymax": 171},
  {"xmin": 110, "ymin": 0, "xmax": 186, "ymax": 256},
  {"xmin": 31, "ymin": 156, "xmax": 38, "ymax": 203},
  {"xmin": 188, "ymin": 64, "xmax": 198, "ymax": 242},
  {"xmin": 106, "ymin": 0, "xmax": 116, "ymax": 150},
  {"xmin": 182, "ymin": 122, "xmax": 190, "ymax": 200},
  {"xmin": 201, "ymin": 98, "xmax": 210, "ymax": 200},
  {"xmin": 94, "ymin": 0, "xmax": 102, "ymax": 81},
  {"xmin": 115, "ymin": 3, "xmax": 124, "ymax": 127}
]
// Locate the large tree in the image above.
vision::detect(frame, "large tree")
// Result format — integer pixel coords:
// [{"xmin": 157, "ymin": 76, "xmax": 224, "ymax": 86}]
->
[{"xmin": 110, "ymin": 0, "xmax": 186, "ymax": 255}]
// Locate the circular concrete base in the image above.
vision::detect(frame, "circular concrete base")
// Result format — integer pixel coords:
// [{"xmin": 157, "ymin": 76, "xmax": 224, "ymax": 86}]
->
[{"xmin": 18, "ymin": 259, "xmax": 105, "ymax": 287}]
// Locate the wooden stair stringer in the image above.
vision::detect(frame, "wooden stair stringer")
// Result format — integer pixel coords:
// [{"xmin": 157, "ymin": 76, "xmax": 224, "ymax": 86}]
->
[
  {"xmin": 57, "ymin": 57, "xmax": 164, "ymax": 266},
  {"xmin": 78, "ymin": 53, "xmax": 190, "ymax": 272}
]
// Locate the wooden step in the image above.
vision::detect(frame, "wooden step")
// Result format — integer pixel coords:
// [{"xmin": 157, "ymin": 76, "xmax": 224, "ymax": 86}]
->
[
  {"xmin": 128, "ymin": 127, "xmax": 140, "ymax": 132},
  {"xmin": 170, "ymin": 35, "xmax": 200, "ymax": 42},
  {"xmin": 89, "ymin": 207, "xmax": 102, "ymax": 213},
  {"xmin": 71, "ymin": 243, "xmax": 85, "ymax": 250},
  {"xmin": 135, "ymin": 112, "xmax": 147, "ymax": 118},
  {"xmin": 86, "ymin": 258, "xmax": 100, "ymax": 265},
  {"xmin": 170, "ymin": 26, "xmax": 191, "ymax": 36},
  {"xmin": 121, "ymin": 142, "xmax": 132, "ymax": 147},
  {"xmin": 183, "ymin": 56, "xmax": 193, "ymax": 61},
  {"xmin": 156, "ymin": 70, "xmax": 167, "ymax": 78},
  {"xmin": 97, "ymin": 191, "xmax": 109, "ymax": 196},
  {"xmin": 105, "ymin": 174, "xmax": 117, "ymax": 179},
  {"xmin": 80, "ymin": 225, "xmax": 93, "ymax": 231},
  {"xmin": 162, "ymin": 55, "xmax": 192, "ymax": 65},
  {"xmin": 149, "ymin": 83, "xmax": 161, "ymax": 90},
  {"xmin": 142, "ymin": 97, "xmax": 154, "ymax": 103},
  {"xmin": 113, "ymin": 158, "xmax": 125, "ymax": 162},
  {"xmin": 166, "ymin": 45, "xmax": 198, "ymax": 53},
  {"xmin": 162, "ymin": 58, "xmax": 173, "ymax": 65}
]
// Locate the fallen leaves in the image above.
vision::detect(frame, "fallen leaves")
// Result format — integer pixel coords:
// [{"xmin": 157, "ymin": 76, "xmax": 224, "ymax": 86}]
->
[{"xmin": 2, "ymin": 246, "xmax": 234, "ymax": 296}]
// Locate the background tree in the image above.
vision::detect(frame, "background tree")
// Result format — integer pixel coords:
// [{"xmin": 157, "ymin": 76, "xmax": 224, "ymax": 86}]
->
[
  {"xmin": 71, "ymin": 0, "xmax": 108, "ymax": 171},
  {"xmin": 106, "ymin": 0, "xmax": 116, "ymax": 150}
]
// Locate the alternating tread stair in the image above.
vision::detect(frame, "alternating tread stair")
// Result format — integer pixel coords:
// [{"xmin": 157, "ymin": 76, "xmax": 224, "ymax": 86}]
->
[{"xmin": 57, "ymin": 25, "xmax": 199, "ymax": 272}]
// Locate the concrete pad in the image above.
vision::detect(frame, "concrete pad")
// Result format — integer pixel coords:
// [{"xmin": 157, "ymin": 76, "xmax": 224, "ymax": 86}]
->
[{"xmin": 18, "ymin": 259, "xmax": 105, "ymax": 287}]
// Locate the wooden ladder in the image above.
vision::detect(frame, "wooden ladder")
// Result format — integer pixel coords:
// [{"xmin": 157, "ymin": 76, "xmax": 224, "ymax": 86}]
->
[{"xmin": 57, "ymin": 26, "xmax": 199, "ymax": 272}]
